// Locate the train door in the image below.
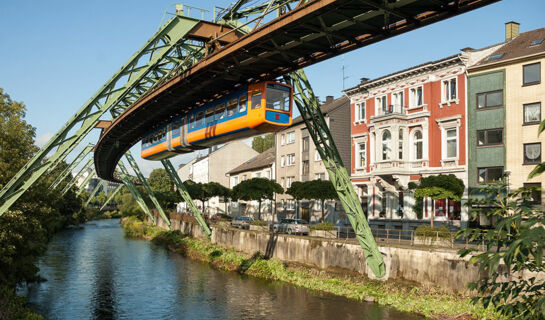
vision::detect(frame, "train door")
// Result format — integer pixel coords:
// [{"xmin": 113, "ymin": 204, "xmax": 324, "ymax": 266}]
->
[
  {"xmin": 166, "ymin": 123, "xmax": 172, "ymax": 151},
  {"xmin": 180, "ymin": 117, "xmax": 185, "ymax": 148}
]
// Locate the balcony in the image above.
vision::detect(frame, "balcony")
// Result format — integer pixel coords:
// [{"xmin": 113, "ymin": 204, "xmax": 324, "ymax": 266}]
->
[
  {"xmin": 370, "ymin": 105, "xmax": 406, "ymax": 121},
  {"xmin": 370, "ymin": 160, "xmax": 428, "ymax": 174}
]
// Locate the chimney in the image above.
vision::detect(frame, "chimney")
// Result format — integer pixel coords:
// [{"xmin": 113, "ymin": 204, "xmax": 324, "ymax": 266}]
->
[
  {"xmin": 505, "ymin": 21, "xmax": 520, "ymax": 41},
  {"xmin": 325, "ymin": 96, "xmax": 334, "ymax": 104},
  {"xmin": 360, "ymin": 77, "xmax": 370, "ymax": 84}
]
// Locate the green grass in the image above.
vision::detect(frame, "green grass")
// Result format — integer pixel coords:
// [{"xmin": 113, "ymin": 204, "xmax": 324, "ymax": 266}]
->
[{"xmin": 120, "ymin": 217, "xmax": 501, "ymax": 320}]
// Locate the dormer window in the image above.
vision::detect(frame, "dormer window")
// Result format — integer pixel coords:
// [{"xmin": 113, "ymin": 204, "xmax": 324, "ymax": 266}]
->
[
  {"xmin": 530, "ymin": 39, "xmax": 544, "ymax": 46},
  {"xmin": 486, "ymin": 53, "xmax": 505, "ymax": 61}
]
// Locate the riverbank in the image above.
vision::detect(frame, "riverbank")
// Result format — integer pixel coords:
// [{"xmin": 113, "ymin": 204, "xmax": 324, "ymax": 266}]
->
[
  {"xmin": 121, "ymin": 217, "xmax": 500, "ymax": 320},
  {"xmin": 0, "ymin": 286, "xmax": 45, "ymax": 320}
]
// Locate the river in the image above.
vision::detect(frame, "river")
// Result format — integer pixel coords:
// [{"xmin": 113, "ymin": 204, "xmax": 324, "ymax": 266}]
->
[{"xmin": 24, "ymin": 219, "xmax": 422, "ymax": 320}]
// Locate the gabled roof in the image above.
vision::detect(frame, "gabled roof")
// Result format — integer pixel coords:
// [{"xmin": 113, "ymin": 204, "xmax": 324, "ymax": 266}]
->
[
  {"xmin": 227, "ymin": 147, "xmax": 275, "ymax": 175},
  {"xmin": 472, "ymin": 27, "xmax": 545, "ymax": 68}
]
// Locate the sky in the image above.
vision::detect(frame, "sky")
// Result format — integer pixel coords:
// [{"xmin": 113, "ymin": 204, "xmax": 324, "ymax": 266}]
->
[{"xmin": 1, "ymin": 0, "xmax": 544, "ymax": 176}]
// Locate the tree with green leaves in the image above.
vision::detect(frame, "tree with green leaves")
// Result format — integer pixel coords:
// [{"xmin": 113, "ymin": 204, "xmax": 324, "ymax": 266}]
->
[
  {"xmin": 232, "ymin": 178, "xmax": 283, "ymax": 220},
  {"xmin": 409, "ymin": 174, "xmax": 464, "ymax": 227},
  {"xmin": 148, "ymin": 168, "xmax": 179, "ymax": 209},
  {"xmin": 251, "ymin": 134, "xmax": 275, "ymax": 153},
  {"xmin": 458, "ymin": 183, "xmax": 545, "ymax": 319},
  {"xmin": 306, "ymin": 180, "xmax": 338, "ymax": 222},
  {"xmin": 183, "ymin": 180, "xmax": 207, "ymax": 211},
  {"xmin": 286, "ymin": 181, "xmax": 306, "ymax": 219}
]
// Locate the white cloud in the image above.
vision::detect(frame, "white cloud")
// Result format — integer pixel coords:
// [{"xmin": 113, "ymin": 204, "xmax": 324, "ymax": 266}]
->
[{"xmin": 35, "ymin": 132, "xmax": 54, "ymax": 148}]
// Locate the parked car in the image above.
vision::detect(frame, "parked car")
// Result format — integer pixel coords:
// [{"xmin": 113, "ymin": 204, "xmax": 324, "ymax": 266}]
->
[
  {"xmin": 273, "ymin": 219, "xmax": 310, "ymax": 235},
  {"xmin": 230, "ymin": 216, "xmax": 253, "ymax": 229}
]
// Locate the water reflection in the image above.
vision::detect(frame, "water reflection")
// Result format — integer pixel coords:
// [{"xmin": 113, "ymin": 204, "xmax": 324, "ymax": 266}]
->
[{"xmin": 26, "ymin": 219, "xmax": 421, "ymax": 320}]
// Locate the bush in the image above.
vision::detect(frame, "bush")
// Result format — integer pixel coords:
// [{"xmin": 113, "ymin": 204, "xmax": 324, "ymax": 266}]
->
[
  {"xmin": 414, "ymin": 225, "xmax": 451, "ymax": 239},
  {"xmin": 311, "ymin": 222, "xmax": 335, "ymax": 231},
  {"xmin": 252, "ymin": 220, "xmax": 267, "ymax": 226}
]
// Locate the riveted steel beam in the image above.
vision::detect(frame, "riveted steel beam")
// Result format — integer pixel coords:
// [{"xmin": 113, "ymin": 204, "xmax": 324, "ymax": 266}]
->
[
  {"xmin": 85, "ymin": 180, "xmax": 105, "ymax": 207},
  {"xmin": 100, "ymin": 184, "xmax": 124, "ymax": 211},
  {"xmin": 50, "ymin": 144, "xmax": 94, "ymax": 190},
  {"xmin": 118, "ymin": 161, "xmax": 155, "ymax": 223},
  {"xmin": 62, "ymin": 158, "xmax": 94, "ymax": 195}
]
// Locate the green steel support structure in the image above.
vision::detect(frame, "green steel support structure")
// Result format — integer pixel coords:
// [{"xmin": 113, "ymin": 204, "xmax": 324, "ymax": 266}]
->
[
  {"xmin": 0, "ymin": 15, "xmax": 203, "ymax": 216},
  {"xmin": 76, "ymin": 170, "xmax": 95, "ymax": 197},
  {"xmin": 50, "ymin": 143, "xmax": 94, "ymax": 190},
  {"xmin": 118, "ymin": 162, "xmax": 155, "ymax": 223},
  {"xmin": 100, "ymin": 184, "xmax": 124, "ymax": 211},
  {"xmin": 124, "ymin": 152, "xmax": 171, "ymax": 227},
  {"xmin": 284, "ymin": 70, "xmax": 385, "ymax": 278},
  {"xmin": 161, "ymin": 159, "xmax": 211, "ymax": 237},
  {"xmin": 85, "ymin": 180, "xmax": 105, "ymax": 207},
  {"xmin": 62, "ymin": 158, "xmax": 94, "ymax": 195}
]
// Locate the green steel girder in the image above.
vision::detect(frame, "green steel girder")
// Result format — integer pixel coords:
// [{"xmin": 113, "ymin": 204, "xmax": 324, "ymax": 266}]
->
[
  {"xmin": 76, "ymin": 170, "xmax": 95, "ymax": 197},
  {"xmin": 124, "ymin": 152, "xmax": 171, "ymax": 227},
  {"xmin": 284, "ymin": 69, "xmax": 385, "ymax": 278},
  {"xmin": 62, "ymin": 158, "xmax": 94, "ymax": 195},
  {"xmin": 100, "ymin": 184, "xmax": 124, "ymax": 211},
  {"xmin": 161, "ymin": 159, "xmax": 211, "ymax": 237},
  {"xmin": 85, "ymin": 180, "xmax": 105, "ymax": 207},
  {"xmin": 50, "ymin": 143, "xmax": 94, "ymax": 190},
  {"xmin": 118, "ymin": 162, "xmax": 155, "ymax": 223},
  {"xmin": 0, "ymin": 15, "xmax": 203, "ymax": 216}
]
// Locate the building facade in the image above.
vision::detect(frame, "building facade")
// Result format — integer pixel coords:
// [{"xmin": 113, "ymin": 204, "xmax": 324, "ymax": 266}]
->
[{"xmin": 275, "ymin": 96, "xmax": 351, "ymax": 224}]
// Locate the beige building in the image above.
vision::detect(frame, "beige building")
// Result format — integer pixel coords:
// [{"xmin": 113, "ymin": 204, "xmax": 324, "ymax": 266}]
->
[
  {"xmin": 176, "ymin": 141, "xmax": 258, "ymax": 215},
  {"xmin": 468, "ymin": 24, "xmax": 545, "ymax": 209},
  {"xmin": 275, "ymin": 96, "xmax": 351, "ymax": 223},
  {"xmin": 227, "ymin": 147, "xmax": 276, "ymax": 220}
]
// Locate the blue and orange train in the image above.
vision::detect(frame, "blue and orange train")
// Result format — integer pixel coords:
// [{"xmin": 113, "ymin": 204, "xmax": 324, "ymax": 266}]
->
[{"xmin": 141, "ymin": 81, "xmax": 293, "ymax": 160}]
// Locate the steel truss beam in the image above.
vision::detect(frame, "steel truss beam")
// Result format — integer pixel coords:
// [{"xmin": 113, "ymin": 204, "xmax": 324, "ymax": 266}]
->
[
  {"xmin": 100, "ymin": 184, "xmax": 124, "ymax": 211},
  {"xmin": 77, "ymin": 170, "xmax": 95, "ymax": 197},
  {"xmin": 62, "ymin": 158, "xmax": 94, "ymax": 195},
  {"xmin": 118, "ymin": 162, "xmax": 155, "ymax": 223},
  {"xmin": 124, "ymin": 152, "xmax": 171, "ymax": 227},
  {"xmin": 50, "ymin": 143, "xmax": 94, "ymax": 190},
  {"xmin": 85, "ymin": 180, "xmax": 105, "ymax": 207},
  {"xmin": 161, "ymin": 159, "xmax": 211, "ymax": 237},
  {"xmin": 284, "ymin": 69, "xmax": 385, "ymax": 278},
  {"xmin": 0, "ymin": 15, "xmax": 204, "ymax": 215}
]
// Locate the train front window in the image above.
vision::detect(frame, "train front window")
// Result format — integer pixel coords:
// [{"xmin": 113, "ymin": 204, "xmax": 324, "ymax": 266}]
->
[
  {"xmin": 251, "ymin": 91, "xmax": 262, "ymax": 109},
  {"xmin": 266, "ymin": 84, "xmax": 290, "ymax": 112},
  {"xmin": 227, "ymin": 99, "xmax": 237, "ymax": 117},
  {"xmin": 216, "ymin": 103, "xmax": 226, "ymax": 120},
  {"xmin": 238, "ymin": 95, "xmax": 247, "ymax": 113}
]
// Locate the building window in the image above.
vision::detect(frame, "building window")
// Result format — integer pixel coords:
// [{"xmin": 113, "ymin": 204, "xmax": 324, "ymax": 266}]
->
[
  {"xmin": 287, "ymin": 200, "xmax": 295, "ymax": 210},
  {"xmin": 315, "ymin": 200, "xmax": 322, "ymax": 211},
  {"xmin": 357, "ymin": 142, "xmax": 366, "ymax": 169},
  {"xmin": 398, "ymin": 129, "xmax": 403, "ymax": 160},
  {"xmin": 409, "ymin": 86, "xmax": 423, "ymax": 107},
  {"xmin": 281, "ymin": 199, "xmax": 286, "ymax": 209},
  {"xmin": 242, "ymin": 174, "xmax": 247, "ymax": 181},
  {"xmin": 524, "ymin": 143, "xmax": 541, "ymax": 165},
  {"xmin": 442, "ymin": 78, "xmax": 457, "ymax": 102},
  {"xmin": 445, "ymin": 128, "xmax": 457, "ymax": 159},
  {"xmin": 477, "ymin": 90, "xmax": 503, "ymax": 109},
  {"xmin": 523, "ymin": 182, "xmax": 541, "ymax": 205},
  {"xmin": 478, "ymin": 167, "xmax": 504, "ymax": 184},
  {"xmin": 523, "ymin": 62, "xmax": 541, "ymax": 85},
  {"xmin": 314, "ymin": 150, "xmax": 321, "ymax": 161},
  {"xmin": 287, "ymin": 153, "xmax": 295, "ymax": 166},
  {"xmin": 281, "ymin": 134, "xmax": 285, "ymax": 145},
  {"xmin": 302, "ymin": 136, "xmax": 309, "ymax": 151},
  {"xmin": 302, "ymin": 160, "xmax": 309, "ymax": 174},
  {"xmin": 413, "ymin": 130, "xmax": 423, "ymax": 160},
  {"xmin": 286, "ymin": 176, "xmax": 294, "ymax": 188},
  {"xmin": 382, "ymin": 130, "xmax": 391, "ymax": 161},
  {"xmin": 265, "ymin": 170, "xmax": 271, "ymax": 179},
  {"xmin": 376, "ymin": 96, "xmax": 387, "ymax": 115},
  {"xmin": 477, "ymin": 129, "xmax": 503, "ymax": 146},
  {"xmin": 524, "ymin": 102, "xmax": 541, "ymax": 125},
  {"xmin": 232, "ymin": 176, "xmax": 239, "ymax": 186},
  {"xmin": 280, "ymin": 177, "xmax": 285, "ymax": 188},
  {"xmin": 287, "ymin": 131, "xmax": 295, "ymax": 144},
  {"xmin": 281, "ymin": 156, "xmax": 285, "ymax": 167},
  {"xmin": 393, "ymin": 91, "xmax": 404, "ymax": 111},
  {"xmin": 356, "ymin": 102, "xmax": 366, "ymax": 121},
  {"xmin": 315, "ymin": 173, "xmax": 325, "ymax": 180},
  {"xmin": 254, "ymin": 172, "xmax": 262, "ymax": 178}
]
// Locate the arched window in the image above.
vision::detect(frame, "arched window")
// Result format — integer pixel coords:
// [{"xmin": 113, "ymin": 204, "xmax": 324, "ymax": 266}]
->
[
  {"xmin": 413, "ymin": 130, "xmax": 423, "ymax": 160},
  {"xmin": 382, "ymin": 130, "xmax": 391, "ymax": 160}
]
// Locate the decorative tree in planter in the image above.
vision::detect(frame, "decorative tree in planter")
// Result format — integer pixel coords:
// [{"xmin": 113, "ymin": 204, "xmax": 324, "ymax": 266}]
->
[
  {"xmin": 306, "ymin": 179, "xmax": 338, "ymax": 222},
  {"xmin": 232, "ymin": 178, "xmax": 283, "ymax": 220}
]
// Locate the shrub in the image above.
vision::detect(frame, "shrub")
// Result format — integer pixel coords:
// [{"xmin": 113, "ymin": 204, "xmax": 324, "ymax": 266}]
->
[
  {"xmin": 414, "ymin": 225, "xmax": 451, "ymax": 240},
  {"xmin": 252, "ymin": 220, "xmax": 267, "ymax": 226},
  {"xmin": 311, "ymin": 222, "xmax": 335, "ymax": 231}
]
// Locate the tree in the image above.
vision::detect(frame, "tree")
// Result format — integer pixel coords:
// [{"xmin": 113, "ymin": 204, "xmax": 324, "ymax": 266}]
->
[
  {"xmin": 148, "ymin": 168, "xmax": 179, "ymax": 209},
  {"xmin": 409, "ymin": 174, "xmax": 464, "ymax": 227},
  {"xmin": 306, "ymin": 180, "xmax": 338, "ymax": 222},
  {"xmin": 232, "ymin": 178, "xmax": 283, "ymax": 220},
  {"xmin": 251, "ymin": 134, "xmax": 274, "ymax": 153},
  {"xmin": 458, "ymin": 184, "xmax": 545, "ymax": 319},
  {"xmin": 286, "ymin": 181, "xmax": 306, "ymax": 219},
  {"xmin": 183, "ymin": 180, "xmax": 207, "ymax": 211}
]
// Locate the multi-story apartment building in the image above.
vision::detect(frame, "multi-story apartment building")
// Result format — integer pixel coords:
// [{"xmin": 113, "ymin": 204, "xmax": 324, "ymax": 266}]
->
[
  {"xmin": 275, "ymin": 96, "xmax": 350, "ymax": 223},
  {"xmin": 176, "ymin": 141, "xmax": 258, "ymax": 215},
  {"xmin": 227, "ymin": 147, "xmax": 275, "ymax": 220},
  {"xmin": 345, "ymin": 46, "xmax": 499, "ymax": 229},
  {"xmin": 468, "ymin": 23, "xmax": 545, "ymax": 213}
]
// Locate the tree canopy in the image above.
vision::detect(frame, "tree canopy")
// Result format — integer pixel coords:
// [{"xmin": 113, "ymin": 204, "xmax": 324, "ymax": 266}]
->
[
  {"xmin": 232, "ymin": 178, "xmax": 283, "ymax": 220},
  {"xmin": 148, "ymin": 168, "xmax": 179, "ymax": 209},
  {"xmin": 251, "ymin": 134, "xmax": 275, "ymax": 153}
]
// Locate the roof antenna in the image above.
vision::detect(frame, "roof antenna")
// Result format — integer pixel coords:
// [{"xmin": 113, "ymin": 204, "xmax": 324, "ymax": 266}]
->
[{"xmin": 342, "ymin": 55, "xmax": 349, "ymax": 90}]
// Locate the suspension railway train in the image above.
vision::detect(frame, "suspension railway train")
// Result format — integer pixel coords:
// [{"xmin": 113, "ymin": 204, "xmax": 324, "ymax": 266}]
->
[{"xmin": 141, "ymin": 81, "xmax": 293, "ymax": 160}]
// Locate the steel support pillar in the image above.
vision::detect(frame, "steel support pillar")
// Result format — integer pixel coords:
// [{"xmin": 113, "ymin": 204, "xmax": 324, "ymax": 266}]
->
[
  {"xmin": 118, "ymin": 162, "xmax": 155, "ymax": 223},
  {"xmin": 124, "ymin": 152, "xmax": 171, "ymax": 227},
  {"xmin": 284, "ymin": 69, "xmax": 385, "ymax": 278},
  {"xmin": 50, "ymin": 143, "xmax": 94, "ymax": 190},
  {"xmin": 85, "ymin": 180, "xmax": 105, "ymax": 207},
  {"xmin": 161, "ymin": 159, "xmax": 211, "ymax": 237},
  {"xmin": 76, "ymin": 170, "xmax": 95, "ymax": 197},
  {"xmin": 62, "ymin": 158, "xmax": 94, "ymax": 195},
  {"xmin": 100, "ymin": 184, "xmax": 124, "ymax": 211}
]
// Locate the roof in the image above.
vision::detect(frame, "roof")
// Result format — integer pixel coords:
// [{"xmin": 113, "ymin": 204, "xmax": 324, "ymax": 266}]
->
[
  {"xmin": 290, "ymin": 95, "xmax": 349, "ymax": 127},
  {"xmin": 472, "ymin": 27, "xmax": 545, "ymax": 68},
  {"xmin": 227, "ymin": 147, "xmax": 275, "ymax": 175}
]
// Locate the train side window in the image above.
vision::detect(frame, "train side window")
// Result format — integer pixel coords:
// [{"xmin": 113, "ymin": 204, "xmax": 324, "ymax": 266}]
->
[
  {"xmin": 189, "ymin": 114, "xmax": 195, "ymax": 129},
  {"xmin": 238, "ymin": 95, "xmax": 247, "ymax": 113},
  {"xmin": 196, "ymin": 111, "xmax": 204, "ymax": 127},
  {"xmin": 227, "ymin": 99, "xmax": 237, "ymax": 117},
  {"xmin": 251, "ymin": 91, "xmax": 262, "ymax": 109},
  {"xmin": 216, "ymin": 103, "xmax": 226, "ymax": 120},
  {"xmin": 205, "ymin": 107, "xmax": 215, "ymax": 123}
]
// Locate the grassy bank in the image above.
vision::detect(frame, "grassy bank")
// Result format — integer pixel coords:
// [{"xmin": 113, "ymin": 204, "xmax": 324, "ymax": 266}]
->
[
  {"xmin": 121, "ymin": 216, "xmax": 500, "ymax": 320},
  {"xmin": 0, "ymin": 286, "xmax": 45, "ymax": 320}
]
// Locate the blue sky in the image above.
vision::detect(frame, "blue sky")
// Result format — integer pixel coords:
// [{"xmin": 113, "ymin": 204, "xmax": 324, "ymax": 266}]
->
[{"xmin": 1, "ymin": 0, "xmax": 544, "ymax": 175}]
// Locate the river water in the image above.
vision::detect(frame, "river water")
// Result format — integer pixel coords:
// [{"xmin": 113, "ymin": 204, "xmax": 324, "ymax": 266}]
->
[{"xmin": 24, "ymin": 219, "xmax": 421, "ymax": 320}]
